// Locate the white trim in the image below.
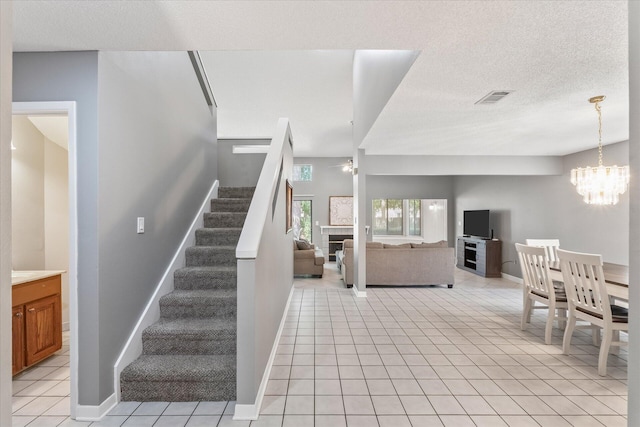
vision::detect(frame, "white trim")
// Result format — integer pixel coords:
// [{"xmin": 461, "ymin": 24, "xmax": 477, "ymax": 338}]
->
[
  {"xmin": 232, "ymin": 144, "xmax": 270, "ymax": 154},
  {"xmin": 502, "ymin": 272, "xmax": 523, "ymax": 284},
  {"xmin": 236, "ymin": 119, "xmax": 291, "ymax": 259},
  {"xmin": 352, "ymin": 285, "xmax": 367, "ymax": 298},
  {"xmin": 75, "ymin": 393, "xmax": 117, "ymax": 422},
  {"xmin": 218, "ymin": 136, "xmax": 272, "ymax": 140},
  {"xmin": 234, "ymin": 285, "xmax": 295, "ymax": 421},
  {"xmin": 12, "ymin": 101, "xmax": 78, "ymax": 418},
  {"xmin": 113, "ymin": 180, "xmax": 219, "ymax": 401}
]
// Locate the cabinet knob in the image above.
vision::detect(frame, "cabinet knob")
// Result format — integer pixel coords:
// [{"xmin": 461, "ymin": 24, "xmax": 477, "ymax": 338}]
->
[
  {"xmin": 27, "ymin": 308, "xmax": 35, "ymax": 313},
  {"xmin": 15, "ymin": 312, "xmax": 22, "ymax": 318}
]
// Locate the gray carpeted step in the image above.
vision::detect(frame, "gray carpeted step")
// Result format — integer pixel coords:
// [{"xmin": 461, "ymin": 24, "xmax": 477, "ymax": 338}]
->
[
  {"xmin": 195, "ymin": 228, "xmax": 242, "ymax": 246},
  {"xmin": 142, "ymin": 318, "xmax": 236, "ymax": 355},
  {"xmin": 186, "ymin": 246, "xmax": 236, "ymax": 267},
  {"xmin": 121, "ymin": 186, "xmax": 254, "ymax": 402},
  {"xmin": 174, "ymin": 266, "xmax": 237, "ymax": 290},
  {"xmin": 204, "ymin": 212, "xmax": 247, "ymax": 228},
  {"xmin": 159, "ymin": 289, "xmax": 236, "ymax": 319},
  {"xmin": 211, "ymin": 198, "xmax": 251, "ymax": 213},
  {"xmin": 218, "ymin": 186, "xmax": 255, "ymax": 199},
  {"xmin": 120, "ymin": 354, "xmax": 236, "ymax": 402}
]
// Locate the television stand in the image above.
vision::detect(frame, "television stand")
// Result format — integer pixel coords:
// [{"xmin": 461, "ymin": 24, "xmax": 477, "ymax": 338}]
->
[{"xmin": 456, "ymin": 236, "xmax": 502, "ymax": 278}]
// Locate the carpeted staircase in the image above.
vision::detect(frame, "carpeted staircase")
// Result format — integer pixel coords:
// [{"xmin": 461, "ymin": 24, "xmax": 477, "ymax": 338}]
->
[{"xmin": 120, "ymin": 187, "xmax": 255, "ymax": 401}]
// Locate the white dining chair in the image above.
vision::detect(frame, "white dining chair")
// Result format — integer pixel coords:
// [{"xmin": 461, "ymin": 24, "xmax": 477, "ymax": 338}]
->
[
  {"xmin": 526, "ymin": 239, "xmax": 560, "ymax": 263},
  {"xmin": 516, "ymin": 243, "xmax": 567, "ymax": 345},
  {"xmin": 557, "ymin": 249, "xmax": 628, "ymax": 376}
]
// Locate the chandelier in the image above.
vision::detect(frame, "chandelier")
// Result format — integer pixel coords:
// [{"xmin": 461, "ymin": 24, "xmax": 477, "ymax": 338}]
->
[{"xmin": 570, "ymin": 95, "xmax": 629, "ymax": 205}]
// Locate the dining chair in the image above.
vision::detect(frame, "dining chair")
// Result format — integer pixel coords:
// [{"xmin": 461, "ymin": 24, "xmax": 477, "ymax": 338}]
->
[
  {"xmin": 526, "ymin": 239, "xmax": 560, "ymax": 262},
  {"xmin": 516, "ymin": 243, "xmax": 567, "ymax": 345},
  {"xmin": 557, "ymin": 249, "xmax": 628, "ymax": 376}
]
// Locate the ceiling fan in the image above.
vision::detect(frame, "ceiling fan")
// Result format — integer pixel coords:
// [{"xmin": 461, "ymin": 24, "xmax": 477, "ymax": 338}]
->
[{"xmin": 329, "ymin": 159, "xmax": 353, "ymax": 173}]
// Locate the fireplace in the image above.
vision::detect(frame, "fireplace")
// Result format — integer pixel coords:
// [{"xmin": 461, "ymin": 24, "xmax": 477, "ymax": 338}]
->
[
  {"xmin": 320, "ymin": 226, "xmax": 354, "ymax": 262},
  {"xmin": 328, "ymin": 234, "xmax": 353, "ymax": 261}
]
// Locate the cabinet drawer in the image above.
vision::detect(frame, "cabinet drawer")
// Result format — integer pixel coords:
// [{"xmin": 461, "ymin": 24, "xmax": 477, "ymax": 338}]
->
[{"xmin": 12, "ymin": 276, "xmax": 61, "ymax": 306}]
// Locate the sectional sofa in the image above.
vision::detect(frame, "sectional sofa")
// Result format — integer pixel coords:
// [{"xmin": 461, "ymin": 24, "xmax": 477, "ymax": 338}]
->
[{"xmin": 341, "ymin": 239, "xmax": 455, "ymax": 287}]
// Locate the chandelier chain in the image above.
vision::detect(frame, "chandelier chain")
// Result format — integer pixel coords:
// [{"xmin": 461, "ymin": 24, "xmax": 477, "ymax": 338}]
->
[{"xmin": 595, "ymin": 100, "xmax": 603, "ymax": 166}]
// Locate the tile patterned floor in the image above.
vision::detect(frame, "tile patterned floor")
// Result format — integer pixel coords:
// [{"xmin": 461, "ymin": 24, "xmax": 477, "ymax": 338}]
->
[{"xmin": 13, "ymin": 264, "xmax": 628, "ymax": 426}]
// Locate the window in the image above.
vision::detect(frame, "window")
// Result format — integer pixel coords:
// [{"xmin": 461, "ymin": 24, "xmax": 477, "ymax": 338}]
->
[
  {"xmin": 293, "ymin": 200, "xmax": 312, "ymax": 241},
  {"xmin": 373, "ymin": 199, "xmax": 421, "ymax": 236},
  {"xmin": 292, "ymin": 164, "xmax": 312, "ymax": 181},
  {"xmin": 373, "ymin": 199, "xmax": 403, "ymax": 235},
  {"xmin": 408, "ymin": 199, "xmax": 421, "ymax": 236}
]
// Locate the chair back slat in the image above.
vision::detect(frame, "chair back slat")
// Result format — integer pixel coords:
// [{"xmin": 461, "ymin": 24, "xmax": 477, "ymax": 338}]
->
[
  {"xmin": 526, "ymin": 239, "xmax": 560, "ymax": 262},
  {"xmin": 557, "ymin": 249, "xmax": 610, "ymax": 318},
  {"xmin": 516, "ymin": 243, "xmax": 555, "ymax": 297}
]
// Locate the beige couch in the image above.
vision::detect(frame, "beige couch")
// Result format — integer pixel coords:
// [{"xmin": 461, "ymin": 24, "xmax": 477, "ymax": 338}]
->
[
  {"xmin": 293, "ymin": 240, "xmax": 325, "ymax": 277},
  {"xmin": 342, "ymin": 239, "xmax": 455, "ymax": 287}
]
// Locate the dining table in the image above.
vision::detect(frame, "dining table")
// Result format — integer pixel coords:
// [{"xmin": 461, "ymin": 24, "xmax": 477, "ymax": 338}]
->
[{"xmin": 548, "ymin": 261, "xmax": 629, "ymax": 301}]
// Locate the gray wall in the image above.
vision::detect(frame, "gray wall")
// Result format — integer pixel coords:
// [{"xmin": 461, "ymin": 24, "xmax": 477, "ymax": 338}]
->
[
  {"xmin": 97, "ymin": 51, "xmax": 217, "ymax": 403},
  {"xmin": 292, "ymin": 157, "xmax": 353, "ymax": 243},
  {"xmin": 454, "ymin": 140, "xmax": 629, "ymax": 277},
  {"xmin": 0, "ymin": 3, "xmax": 12, "ymax": 424},
  {"xmin": 628, "ymin": 2, "xmax": 639, "ymax": 423},
  {"xmin": 366, "ymin": 175, "xmax": 456, "ymax": 244},
  {"xmin": 217, "ymin": 139, "xmax": 268, "ymax": 187},
  {"xmin": 13, "ymin": 51, "xmax": 101, "ymax": 404},
  {"xmin": 236, "ymin": 120, "xmax": 293, "ymax": 408},
  {"xmin": 13, "ymin": 51, "xmax": 217, "ymax": 405}
]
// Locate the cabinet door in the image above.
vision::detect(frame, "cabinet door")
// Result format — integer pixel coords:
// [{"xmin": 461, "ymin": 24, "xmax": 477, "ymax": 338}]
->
[
  {"xmin": 12, "ymin": 306, "xmax": 25, "ymax": 375},
  {"xmin": 25, "ymin": 295, "xmax": 62, "ymax": 366}
]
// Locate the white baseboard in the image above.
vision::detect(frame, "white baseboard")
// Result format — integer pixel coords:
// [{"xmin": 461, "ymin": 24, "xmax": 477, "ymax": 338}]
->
[
  {"xmin": 352, "ymin": 285, "xmax": 367, "ymax": 298},
  {"xmin": 502, "ymin": 272, "xmax": 523, "ymax": 284},
  {"xmin": 112, "ymin": 180, "xmax": 219, "ymax": 402},
  {"xmin": 234, "ymin": 285, "xmax": 295, "ymax": 421},
  {"xmin": 75, "ymin": 393, "xmax": 117, "ymax": 422}
]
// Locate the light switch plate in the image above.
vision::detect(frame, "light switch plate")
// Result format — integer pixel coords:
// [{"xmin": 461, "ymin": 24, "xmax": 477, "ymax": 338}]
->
[{"xmin": 137, "ymin": 217, "xmax": 145, "ymax": 234}]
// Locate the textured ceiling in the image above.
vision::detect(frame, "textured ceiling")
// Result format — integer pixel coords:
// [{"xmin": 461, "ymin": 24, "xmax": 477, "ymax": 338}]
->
[{"xmin": 13, "ymin": 1, "xmax": 629, "ymax": 157}]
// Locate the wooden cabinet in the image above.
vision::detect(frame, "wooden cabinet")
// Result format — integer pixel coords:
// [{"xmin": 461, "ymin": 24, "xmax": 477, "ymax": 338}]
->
[
  {"xmin": 457, "ymin": 237, "xmax": 502, "ymax": 278},
  {"xmin": 12, "ymin": 274, "xmax": 62, "ymax": 375},
  {"xmin": 12, "ymin": 306, "xmax": 25, "ymax": 375}
]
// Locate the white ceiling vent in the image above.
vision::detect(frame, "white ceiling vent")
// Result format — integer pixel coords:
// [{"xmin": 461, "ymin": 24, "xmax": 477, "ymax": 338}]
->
[{"xmin": 475, "ymin": 90, "xmax": 513, "ymax": 105}]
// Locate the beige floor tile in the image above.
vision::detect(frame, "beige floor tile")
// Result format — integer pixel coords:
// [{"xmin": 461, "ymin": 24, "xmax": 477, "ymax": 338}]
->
[
  {"xmin": 345, "ymin": 415, "xmax": 379, "ymax": 427},
  {"xmin": 398, "ymin": 395, "xmax": 435, "ymax": 415},
  {"xmin": 315, "ymin": 414, "xmax": 346, "ymax": 427},
  {"xmin": 315, "ymin": 395, "xmax": 345, "ymax": 415},
  {"xmin": 471, "ymin": 415, "xmax": 509, "ymax": 427},
  {"xmin": 377, "ymin": 415, "xmax": 412, "ymax": 427},
  {"xmin": 287, "ymin": 379, "xmax": 314, "ymax": 395},
  {"xmin": 284, "ymin": 395, "xmax": 314, "ymax": 415},
  {"xmin": 343, "ymin": 396, "xmax": 375, "ymax": 415}
]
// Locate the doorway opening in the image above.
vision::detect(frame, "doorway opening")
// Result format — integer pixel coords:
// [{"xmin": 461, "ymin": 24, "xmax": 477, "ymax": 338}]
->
[
  {"xmin": 293, "ymin": 199, "xmax": 312, "ymax": 241},
  {"xmin": 11, "ymin": 102, "xmax": 78, "ymax": 421}
]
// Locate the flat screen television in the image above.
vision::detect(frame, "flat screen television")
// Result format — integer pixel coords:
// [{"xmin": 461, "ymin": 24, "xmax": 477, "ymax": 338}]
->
[{"xmin": 464, "ymin": 210, "xmax": 491, "ymax": 239}]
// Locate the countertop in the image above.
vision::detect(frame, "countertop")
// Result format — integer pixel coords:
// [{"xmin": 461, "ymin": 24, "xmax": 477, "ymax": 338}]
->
[{"xmin": 11, "ymin": 270, "xmax": 66, "ymax": 286}]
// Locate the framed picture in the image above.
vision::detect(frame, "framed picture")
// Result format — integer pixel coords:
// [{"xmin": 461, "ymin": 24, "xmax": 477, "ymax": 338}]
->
[
  {"xmin": 286, "ymin": 180, "xmax": 293, "ymax": 233},
  {"xmin": 329, "ymin": 196, "xmax": 353, "ymax": 226}
]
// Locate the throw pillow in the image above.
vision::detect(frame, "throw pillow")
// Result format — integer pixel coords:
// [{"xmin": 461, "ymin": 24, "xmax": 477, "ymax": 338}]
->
[{"xmin": 296, "ymin": 239, "xmax": 314, "ymax": 250}]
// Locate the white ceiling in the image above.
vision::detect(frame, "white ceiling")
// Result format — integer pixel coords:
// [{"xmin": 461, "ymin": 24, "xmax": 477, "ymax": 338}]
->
[
  {"xmin": 12, "ymin": 1, "xmax": 629, "ymax": 158},
  {"xmin": 27, "ymin": 116, "xmax": 68, "ymax": 151}
]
